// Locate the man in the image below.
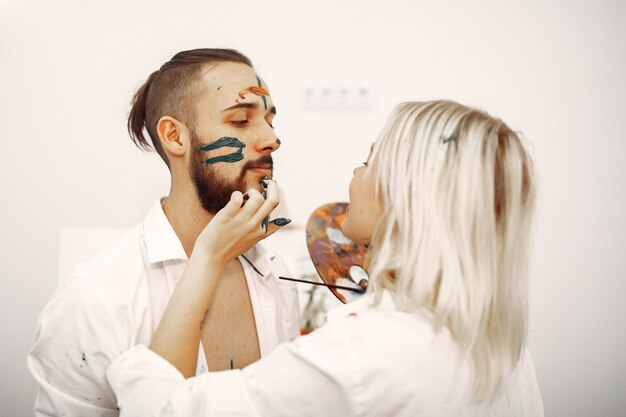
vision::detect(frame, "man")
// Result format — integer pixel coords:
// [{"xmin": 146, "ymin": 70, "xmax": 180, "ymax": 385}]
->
[{"xmin": 27, "ymin": 48, "xmax": 300, "ymax": 416}]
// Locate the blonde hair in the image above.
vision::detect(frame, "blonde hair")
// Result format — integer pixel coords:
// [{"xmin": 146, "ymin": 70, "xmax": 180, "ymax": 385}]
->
[{"xmin": 366, "ymin": 100, "xmax": 535, "ymax": 401}]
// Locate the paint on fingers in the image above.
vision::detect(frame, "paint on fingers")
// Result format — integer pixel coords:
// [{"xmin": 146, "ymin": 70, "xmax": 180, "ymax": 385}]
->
[{"xmin": 270, "ymin": 218, "xmax": 291, "ymax": 227}]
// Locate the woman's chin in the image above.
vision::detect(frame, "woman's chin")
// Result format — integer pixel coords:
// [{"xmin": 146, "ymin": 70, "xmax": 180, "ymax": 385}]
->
[
  {"xmin": 340, "ymin": 222, "xmax": 353, "ymax": 241},
  {"xmin": 341, "ymin": 223, "xmax": 362, "ymax": 244}
]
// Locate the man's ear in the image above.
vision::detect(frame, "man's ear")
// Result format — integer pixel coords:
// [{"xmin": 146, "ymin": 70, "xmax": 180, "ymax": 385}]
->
[{"xmin": 156, "ymin": 116, "xmax": 189, "ymax": 158}]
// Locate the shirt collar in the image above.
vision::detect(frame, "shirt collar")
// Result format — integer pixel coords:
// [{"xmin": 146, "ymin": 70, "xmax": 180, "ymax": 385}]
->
[
  {"xmin": 142, "ymin": 199, "xmax": 188, "ymax": 264},
  {"xmin": 239, "ymin": 243, "xmax": 277, "ymax": 281},
  {"xmin": 141, "ymin": 199, "xmax": 279, "ymax": 270}
]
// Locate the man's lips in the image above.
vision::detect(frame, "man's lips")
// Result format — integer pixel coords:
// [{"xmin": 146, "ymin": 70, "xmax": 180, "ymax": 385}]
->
[{"xmin": 247, "ymin": 165, "xmax": 273, "ymax": 176}]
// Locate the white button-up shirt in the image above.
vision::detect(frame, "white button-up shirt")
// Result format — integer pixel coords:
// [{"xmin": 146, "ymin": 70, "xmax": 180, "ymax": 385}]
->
[
  {"xmin": 27, "ymin": 200, "xmax": 300, "ymax": 417},
  {"xmin": 107, "ymin": 291, "xmax": 544, "ymax": 417}
]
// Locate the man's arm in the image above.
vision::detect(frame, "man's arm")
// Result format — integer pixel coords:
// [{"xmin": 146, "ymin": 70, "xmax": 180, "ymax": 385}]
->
[{"xmin": 27, "ymin": 277, "xmax": 122, "ymax": 417}]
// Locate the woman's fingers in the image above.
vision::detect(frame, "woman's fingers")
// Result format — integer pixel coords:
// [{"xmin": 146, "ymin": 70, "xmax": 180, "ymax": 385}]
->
[
  {"xmin": 194, "ymin": 181, "xmax": 291, "ymax": 262},
  {"xmin": 254, "ymin": 180, "xmax": 281, "ymax": 232},
  {"xmin": 262, "ymin": 179, "xmax": 280, "ymax": 209},
  {"xmin": 259, "ymin": 179, "xmax": 280, "ymax": 214},
  {"xmin": 237, "ymin": 180, "xmax": 290, "ymax": 235},
  {"xmin": 238, "ymin": 181, "xmax": 277, "ymax": 230},
  {"xmin": 240, "ymin": 188, "xmax": 265, "ymax": 218},
  {"xmin": 262, "ymin": 221, "xmax": 285, "ymax": 238},
  {"xmin": 221, "ymin": 191, "xmax": 245, "ymax": 216}
]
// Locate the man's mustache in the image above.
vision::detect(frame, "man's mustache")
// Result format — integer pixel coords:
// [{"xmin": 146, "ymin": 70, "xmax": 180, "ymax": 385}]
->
[{"xmin": 242, "ymin": 155, "xmax": 274, "ymax": 173}]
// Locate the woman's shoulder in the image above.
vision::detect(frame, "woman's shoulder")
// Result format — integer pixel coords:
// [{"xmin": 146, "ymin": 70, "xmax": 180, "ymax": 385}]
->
[
  {"xmin": 327, "ymin": 291, "xmax": 452, "ymax": 346},
  {"xmin": 318, "ymin": 293, "xmax": 471, "ymax": 415}
]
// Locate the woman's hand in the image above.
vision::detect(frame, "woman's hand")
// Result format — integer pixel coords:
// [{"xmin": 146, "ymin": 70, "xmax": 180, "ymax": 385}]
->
[{"xmin": 192, "ymin": 178, "xmax": 287, "ymax": 271}]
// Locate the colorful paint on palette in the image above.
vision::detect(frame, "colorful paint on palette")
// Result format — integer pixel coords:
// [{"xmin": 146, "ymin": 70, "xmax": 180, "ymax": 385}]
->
[{"xmin": 306, "ymin": 202, "xmax": 368, "ymax": 303}]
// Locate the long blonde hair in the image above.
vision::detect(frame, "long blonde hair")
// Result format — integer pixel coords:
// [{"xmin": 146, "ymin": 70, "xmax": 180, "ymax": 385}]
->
[{"xmin": 366, "ymin": 100, "xmax": 535, "ymax": 401}]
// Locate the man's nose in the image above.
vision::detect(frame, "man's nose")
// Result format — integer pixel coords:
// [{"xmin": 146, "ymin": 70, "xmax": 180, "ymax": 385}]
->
[{"xmin": 255, "ymin": 124, "xmax": 281, "ymax": 153}]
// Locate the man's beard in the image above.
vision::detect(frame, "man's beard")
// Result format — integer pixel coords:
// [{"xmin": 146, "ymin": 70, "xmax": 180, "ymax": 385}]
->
[{"xmin": 190, "ymin": 132, "xmax": 273, "ymax": 214}]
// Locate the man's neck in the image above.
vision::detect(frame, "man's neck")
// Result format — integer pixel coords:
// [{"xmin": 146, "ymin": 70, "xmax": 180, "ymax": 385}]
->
[{"xmin": 162, "ymin": 188, "xmax": 214, "ymax": 258}]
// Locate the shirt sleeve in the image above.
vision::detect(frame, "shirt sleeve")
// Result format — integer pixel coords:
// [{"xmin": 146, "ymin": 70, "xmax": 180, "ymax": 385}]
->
[
  {"xmin": 27, "ymin": 277, "xmax": 123, "ymax": 417},
  {"xmin": 107, "ymin": 321, "xmax": 357, "ymax": 417}
]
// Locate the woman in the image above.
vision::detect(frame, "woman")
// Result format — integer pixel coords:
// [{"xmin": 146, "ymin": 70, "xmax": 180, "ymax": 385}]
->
[{"xmin": 107, "ymin": 100, "xmax": 543, "ymax": 416}]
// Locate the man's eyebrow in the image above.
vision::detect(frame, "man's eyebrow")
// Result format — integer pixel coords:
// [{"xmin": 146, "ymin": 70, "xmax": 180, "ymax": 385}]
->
[
  {"xmin": 221, "ymin": 102, "xmax": 258, "ymax": 112},
  {"xmin": 221, "ymin": 102, "xmax": 277, "ymax": 115}
]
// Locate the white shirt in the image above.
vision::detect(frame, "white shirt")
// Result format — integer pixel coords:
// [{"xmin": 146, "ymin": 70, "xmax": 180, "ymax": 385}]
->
[
  {"xmin": 27, "ymin": 200, "xmax": 300, "ymax": 417},
  {"xmin": 107, "ymin": 291, "xmax": 544, "ymax": 417}
]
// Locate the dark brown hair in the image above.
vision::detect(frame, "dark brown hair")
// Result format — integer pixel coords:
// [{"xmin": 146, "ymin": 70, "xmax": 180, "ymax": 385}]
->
[{"xmin": 128, "ymin": 48, "xmax": 253, "ymax": 167}]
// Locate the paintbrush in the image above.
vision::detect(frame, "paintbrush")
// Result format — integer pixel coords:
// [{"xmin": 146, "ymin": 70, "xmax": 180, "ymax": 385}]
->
[{"xmin": 279, "ymin": 276, "xmax": 366, "ymax": 293}]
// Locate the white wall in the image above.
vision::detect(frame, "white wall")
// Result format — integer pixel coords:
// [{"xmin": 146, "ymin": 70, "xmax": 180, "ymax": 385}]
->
[{"xmin": 1, "ymin": 0, "xmax": 624, "ymax": 415}]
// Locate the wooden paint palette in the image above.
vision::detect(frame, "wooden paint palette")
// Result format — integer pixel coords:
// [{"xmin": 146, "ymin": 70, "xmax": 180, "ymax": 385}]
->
[{"xmin": 305, "ymin": 202, "xmax": 369, "ymax": 303}]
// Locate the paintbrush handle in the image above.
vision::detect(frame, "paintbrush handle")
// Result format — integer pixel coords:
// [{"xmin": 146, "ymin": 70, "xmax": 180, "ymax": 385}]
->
[{"xmin": 278, "ymin": 276, "xmax": 366, "ymax": 293}]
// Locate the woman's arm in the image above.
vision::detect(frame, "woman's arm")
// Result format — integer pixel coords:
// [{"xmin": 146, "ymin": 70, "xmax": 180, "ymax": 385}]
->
[
  {"xmin": 147, "ymin": 253, "xmax": 224, "ymax": 377},
  {"xmin": 149, "ymin": 181, "xmax": 282, "ymax": 377},
  {"xmin": 108, "ymin": 316, "xmax": 356, "ymax": 417}
]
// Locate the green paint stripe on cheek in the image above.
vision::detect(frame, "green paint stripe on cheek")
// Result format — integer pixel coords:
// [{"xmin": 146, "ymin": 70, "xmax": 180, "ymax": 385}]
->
[
  {"xmin": 201, "ymin": 136, "xmax": 246, "ymax": 165},
  {"xmin": 203, "ymin": 151, "xmax": 244, "ymax": 165},
  {"xmin": 200, "ymin": 136, "xmax": 245, "ymax": 151}
]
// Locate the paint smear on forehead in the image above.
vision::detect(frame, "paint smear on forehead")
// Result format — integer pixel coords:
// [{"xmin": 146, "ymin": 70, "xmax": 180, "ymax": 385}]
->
[
  {"xmin": 257, "ymin": 76, "xmax": 267, "ymax": 110},
  {"xmin": 236, "ymin": 76, "xmax": 269, "ymax": 109},
  {"xmin": 200, "ymin": 136, "xmax": 246, "ymax": 165}
]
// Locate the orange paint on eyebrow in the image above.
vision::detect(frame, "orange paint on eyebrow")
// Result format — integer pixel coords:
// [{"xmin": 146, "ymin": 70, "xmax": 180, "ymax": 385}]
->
[{"xmin": 237, "ymin": 86, "xmax": 270, "ymax": 100}]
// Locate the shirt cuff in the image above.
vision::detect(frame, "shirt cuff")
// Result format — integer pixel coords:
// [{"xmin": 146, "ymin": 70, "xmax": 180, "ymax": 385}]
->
[{"xmin": 106, "ymin": 345, "xmax": 184, "ymax": 417}]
